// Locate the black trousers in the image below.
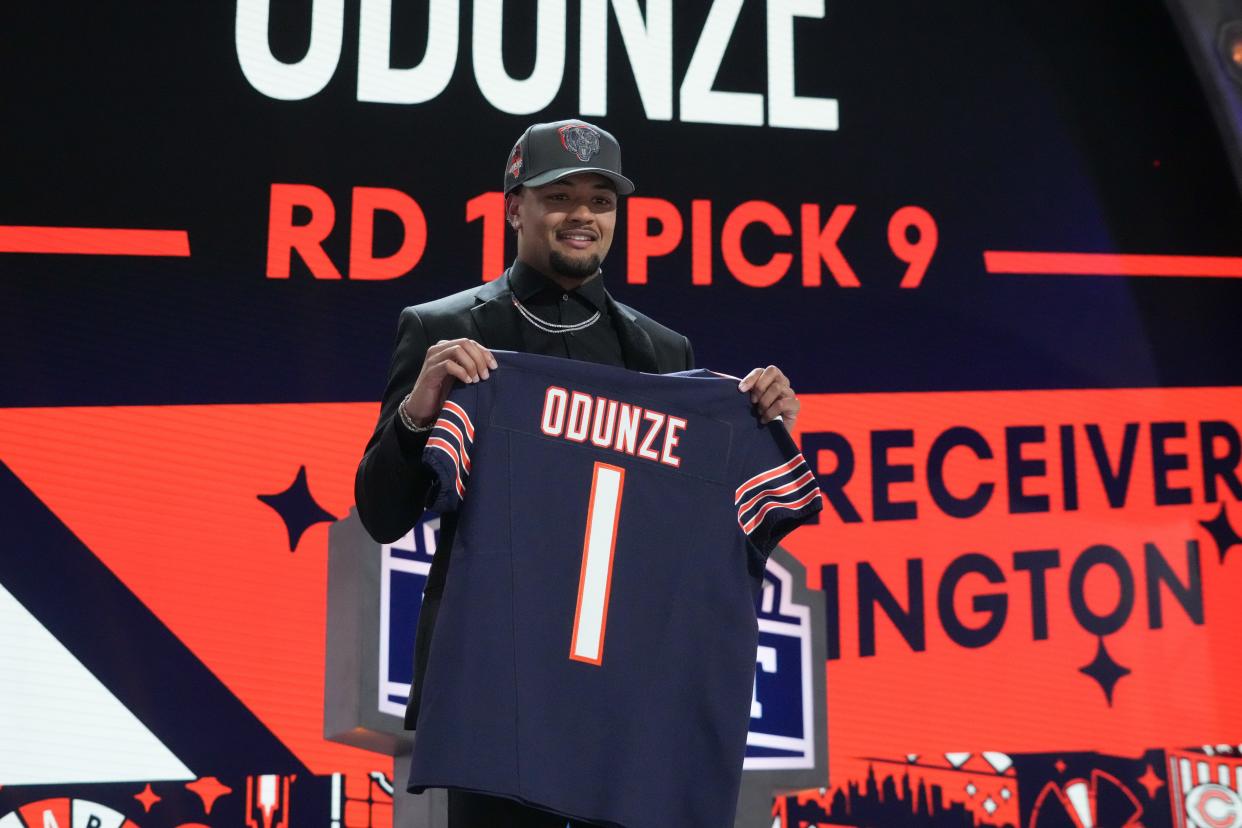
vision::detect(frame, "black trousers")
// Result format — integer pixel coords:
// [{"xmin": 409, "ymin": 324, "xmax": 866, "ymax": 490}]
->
[{"xmin": 448, "ymin": 791, "xmax": 600, "ymax": 827}]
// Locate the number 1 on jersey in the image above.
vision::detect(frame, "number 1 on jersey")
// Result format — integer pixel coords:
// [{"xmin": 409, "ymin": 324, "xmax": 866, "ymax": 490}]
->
[{"xmin": 570, "ymin": 462, "xmax": 626, "ymax": 666}]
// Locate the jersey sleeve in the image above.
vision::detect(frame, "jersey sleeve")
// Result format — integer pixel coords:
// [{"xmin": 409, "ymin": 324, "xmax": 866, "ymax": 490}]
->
[
  {"xmin": 421, "ymin": 382, "xmax": 480, "ymax": 513},
  {"xmin": 735, "ymin": 421, "xmax": 823, "ymax": 555}
]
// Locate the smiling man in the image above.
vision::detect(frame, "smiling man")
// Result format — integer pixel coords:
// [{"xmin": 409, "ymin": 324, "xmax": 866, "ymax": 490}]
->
[{"xmin": 354, "ymin": 119, "xmax": 800, "ymax": 827}]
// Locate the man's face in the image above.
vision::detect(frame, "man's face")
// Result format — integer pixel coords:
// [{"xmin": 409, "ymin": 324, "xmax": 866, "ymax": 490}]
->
[{"xmin": 508, "ymin": 173, "xmax": 618, "ymax": 282}]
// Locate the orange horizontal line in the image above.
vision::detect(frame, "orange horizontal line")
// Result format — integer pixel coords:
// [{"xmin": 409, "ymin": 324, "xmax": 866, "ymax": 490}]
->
[
  {"xmin": 0, "ymin": 226, "xmax": 190, "ymax": 256},
  {"xmin": 983, "ymin": 251, "xmax": 1242, "ymax": 278}
]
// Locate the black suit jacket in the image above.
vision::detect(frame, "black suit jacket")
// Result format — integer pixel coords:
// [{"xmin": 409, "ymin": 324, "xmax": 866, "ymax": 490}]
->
[{"xmin": 354, "ymin": 271, "xmax": 694, "ymax": 727}]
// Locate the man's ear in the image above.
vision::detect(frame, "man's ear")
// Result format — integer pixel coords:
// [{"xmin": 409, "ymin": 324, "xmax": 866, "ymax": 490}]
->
[{"xmin": 505, "ymin": 190, "xmax": 522, "ymax": 231}]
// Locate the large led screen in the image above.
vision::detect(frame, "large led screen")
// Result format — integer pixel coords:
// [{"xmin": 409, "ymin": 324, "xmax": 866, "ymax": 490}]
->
[{"xmin": 2, "ymin": 2, "xmax": 1241, "ymax": 826}]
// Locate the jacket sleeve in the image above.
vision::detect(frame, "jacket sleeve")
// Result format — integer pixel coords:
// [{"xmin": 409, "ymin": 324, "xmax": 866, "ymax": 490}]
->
[{"xmin": 354, "ymin": 307, "xmax": 436, "ymax": 543}]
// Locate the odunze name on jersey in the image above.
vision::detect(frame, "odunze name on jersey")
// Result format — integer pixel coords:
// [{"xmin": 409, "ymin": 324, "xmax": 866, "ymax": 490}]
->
[{"xmin": 539, "ymin": 386, "xmax": 688, "ymax": 468}]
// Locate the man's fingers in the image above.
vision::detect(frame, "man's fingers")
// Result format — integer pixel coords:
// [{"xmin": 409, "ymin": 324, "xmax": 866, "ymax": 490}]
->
[
  {"xmin": 772, "ymin": 395, "xmax": 801, "ymax": 421},
  {"xmin": 737, "ymin": 368, "xmax": 763, "ymax": 393},
  {"xmin": 737, "ymin": 364, "xmax": 799, "ymax": 425},
  {"xmin": 435, "ymin": 345, "xmax": 484, "ymax": 382},
  {"xmin": 760, "ymin": 365, "xmax": 787, "ymax": 388},
  {"xmin": 759, "ymin": 396, "xmax": 800, "ymax": 426},
  {"xmin": 457, "ymin": 339, "xmax": 496, "ymax": 379},
  {"xmin": 430, "ymin": 338, "xmax": 496, "ymax": 368},
  {"xmin": 747, "ymin": 366, "xmax": 787, "ymax": 402},
  {"xmin": 756, "ymin": 381, "xmax": 791, "ymax": 412},
  {"xmin": 758, "ymin": 396, "xmax": 792, "ymax": 420},
  {"xmin": 431, "ymin": 341, "xmax": 495, "ymax": 383},
  {"xmin": 440, "ymin": 359, "xmax": 473, "ymax": 385}
]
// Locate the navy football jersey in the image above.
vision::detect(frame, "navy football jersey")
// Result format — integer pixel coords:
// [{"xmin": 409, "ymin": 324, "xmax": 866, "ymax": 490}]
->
[{"xmin": 408, "ymin": 351, "xmax": 821, "ymax": 827}]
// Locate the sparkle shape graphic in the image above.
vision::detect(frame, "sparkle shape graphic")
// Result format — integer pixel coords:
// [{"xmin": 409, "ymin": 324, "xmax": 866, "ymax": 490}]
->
[
  {"xmin": 186, "ymin": 776, "xmax": 233, "ymax": 814},
  {"xmin": 1199, "ymin": 502, "xmax": 1242, "ymax": 563},
  {"xmin": 1137, "ymin": 764, "xmax": 1164, "ymax": 799},
  {"xmin": 134, "ymin": 783, "xmax": 161, "ymax": 812},
  {"xmin": 1054, "ymin": 759, "xmax": 1067, "ymax": 774},
  {"xmin": 1078, "ymin": 636, "xmax": 1131, "ymax": 706},
  {"xmin": 258, "ymin": 465, "xmax": 337, "ymax": 551}
]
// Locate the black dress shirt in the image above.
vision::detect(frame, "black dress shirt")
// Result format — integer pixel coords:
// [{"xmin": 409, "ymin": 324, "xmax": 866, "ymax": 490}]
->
[{"xmin": 507, "ymin": 260, "xmax": 625, "ymax": 368}]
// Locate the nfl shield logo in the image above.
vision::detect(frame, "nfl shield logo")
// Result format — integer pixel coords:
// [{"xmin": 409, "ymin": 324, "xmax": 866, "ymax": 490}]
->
[
  {"xmin": 746, "ymin": 556, "xmax": 817, "ymax": 769},
  {"xmin": 558, "ymin": 124, "xmax": 601, "ymax": 162},
  {"xmin": 378, "ymin": 514, "xmax": 440, "ymax": 717}
]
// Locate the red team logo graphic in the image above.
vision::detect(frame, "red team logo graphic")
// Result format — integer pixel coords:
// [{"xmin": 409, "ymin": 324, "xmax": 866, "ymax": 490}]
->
[
  {"xmin": 508, "ymin": 144, "xmax": 522, "ymax": 178},
  {"xmin": 558, "ymin": 124, "xmax": 601, "ymax": 162},
  {"xmin": 1170, "ymin": 748, "xmax": 1242, "ymax": 828}
]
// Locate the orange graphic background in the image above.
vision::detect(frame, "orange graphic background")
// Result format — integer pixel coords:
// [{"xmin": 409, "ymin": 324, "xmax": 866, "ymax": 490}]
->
[
  {"xmin": 0, "ymin": 386, "xmax": 1239, "ymax": 795},
  {"xmin": 785, "ymin": 386, "xmax": 1242, "ymax": 783},
  {"xmin": 0, "ymin": 404, "xmax": 385, "ymax": 803}
]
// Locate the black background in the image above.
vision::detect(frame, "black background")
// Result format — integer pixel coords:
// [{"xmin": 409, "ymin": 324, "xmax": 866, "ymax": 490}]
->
[{"xmin": 2, "ymin": 0, "xmax": 1240, "ymax": 409}]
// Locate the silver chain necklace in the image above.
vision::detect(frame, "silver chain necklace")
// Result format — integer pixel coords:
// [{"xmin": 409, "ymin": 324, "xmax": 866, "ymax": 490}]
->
[{"xmin": 511, "ymin": 295, "xmax": 601, "ymax": 334}]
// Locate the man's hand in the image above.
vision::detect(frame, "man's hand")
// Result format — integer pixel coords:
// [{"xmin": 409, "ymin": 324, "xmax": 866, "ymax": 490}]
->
[
  {"xmin": 738, "ymin": 365, "xmax": 800, "ymax": 431},
  {"xmin": 402, "ymin": 338, "xmax": 497, "ymax": 427}
]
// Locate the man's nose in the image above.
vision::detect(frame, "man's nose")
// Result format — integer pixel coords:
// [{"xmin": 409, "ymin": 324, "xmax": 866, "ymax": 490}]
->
[{"xmin": 567, "ymin": 201, "xmax": 594, "ymax": 222}]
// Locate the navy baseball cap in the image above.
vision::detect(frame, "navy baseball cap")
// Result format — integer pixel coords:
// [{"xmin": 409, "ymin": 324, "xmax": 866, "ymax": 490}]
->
[{"xmin": 503, "ymin": 119, "xmax": 635, "ymax": 195}]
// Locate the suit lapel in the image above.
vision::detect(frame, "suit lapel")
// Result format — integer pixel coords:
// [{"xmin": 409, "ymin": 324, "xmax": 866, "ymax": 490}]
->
[
  {"xmin": 607, "ymin": 295, "xmax": 659, "ymax": 373},
  {"xmin": 469, "ymin": 272, "xmax": 524, "ymax": 352}
]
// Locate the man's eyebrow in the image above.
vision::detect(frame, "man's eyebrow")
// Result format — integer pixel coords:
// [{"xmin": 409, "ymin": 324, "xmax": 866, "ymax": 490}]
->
[{"xmin": 542, "ymin": 181, "xmax": 617, "ymax": 193}]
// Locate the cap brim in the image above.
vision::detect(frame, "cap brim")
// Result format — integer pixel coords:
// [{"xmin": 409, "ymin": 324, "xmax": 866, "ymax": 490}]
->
[{"xmin": 521, "ymin": 167, "xmax": 635, "ymax": 195}]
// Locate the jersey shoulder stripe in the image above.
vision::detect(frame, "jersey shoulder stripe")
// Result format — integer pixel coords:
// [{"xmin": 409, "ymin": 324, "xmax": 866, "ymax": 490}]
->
[
  {"xmin": 432, "ymin": 420, "xmax": 472, "ymax": 472},
  {"xmin": 442, "ymin": 400, "xmax": 476, "ymax": 440},
  {"xmin": 735, "ymin": 455, "xmax": 805, "ymax": 502},
  {"xmin": 736, "ymin": 468, "xmax": 816, "ymax": 518},
  {"xmin": 426, "ymin": 436, "xmax": 467, "ymax": 499},
  {"xmin": 740, "ymin": 487, "xmax": 822, "ymax": 534}
]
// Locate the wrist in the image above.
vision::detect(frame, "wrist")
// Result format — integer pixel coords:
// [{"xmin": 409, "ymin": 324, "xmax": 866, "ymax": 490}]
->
[{"xmin": 398, "ymin": 392, "xmax": 434, "ymax": 432}]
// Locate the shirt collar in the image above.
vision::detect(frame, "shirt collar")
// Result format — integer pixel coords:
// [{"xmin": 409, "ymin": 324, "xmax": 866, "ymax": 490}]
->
[{"xmin": 509, "ymin": 259, "xmax": 609, "ymax": 313}]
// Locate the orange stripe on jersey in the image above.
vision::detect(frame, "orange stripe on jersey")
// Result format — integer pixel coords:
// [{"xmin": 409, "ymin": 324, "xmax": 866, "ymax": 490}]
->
[
  {"xmin": 740, "ymin": 488, "xmax": 822, "ymax": 534},
  {"xmin": 426, "ymin": 437, "xmax": 466, "ymax": 499},
  {"xmin": 433, "ymin": 419, "xmax": 471, "ymax": 473},
  {"xmin": 736, "ymin": 469, "xmax": 815, "ymax": 516},
  {"xmin": 735, "ymin": 455, "xmax": 805, "ymax": 502},
  {"xmin": 442, "ymin": 400, "xmax": 476, "ymax": 441}
]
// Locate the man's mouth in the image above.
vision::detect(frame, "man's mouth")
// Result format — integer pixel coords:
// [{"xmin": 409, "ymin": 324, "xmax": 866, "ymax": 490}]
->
[{"xmin": 556, "ymin": 229, "xmax": 598, "ymax": 250}]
